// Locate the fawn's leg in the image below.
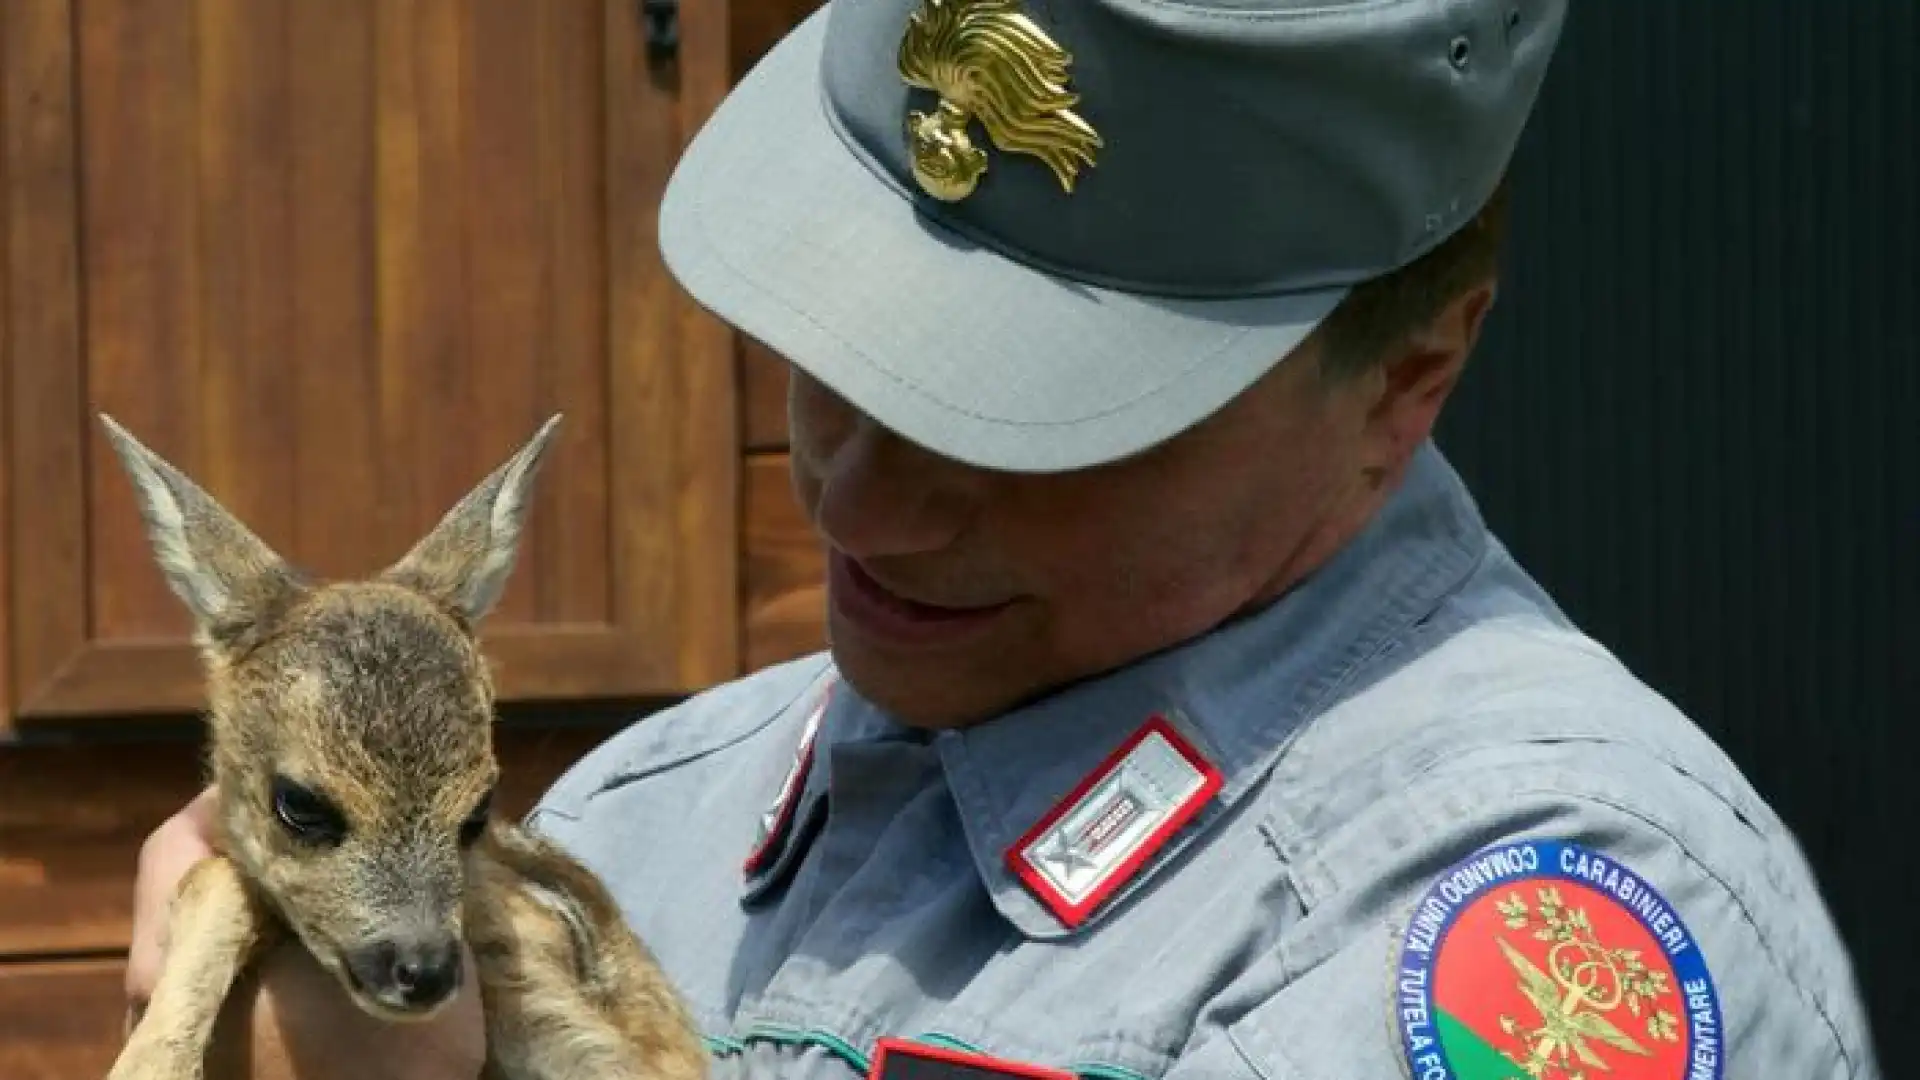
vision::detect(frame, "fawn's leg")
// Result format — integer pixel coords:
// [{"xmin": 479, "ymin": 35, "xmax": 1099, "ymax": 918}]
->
[
  {"xmin": 109, "ymin": 855, "xmax": 272, "ymax": 1080},
  {"xmin": 467, "ymin": 828, "xmax": 708, "ymax": 1080}
]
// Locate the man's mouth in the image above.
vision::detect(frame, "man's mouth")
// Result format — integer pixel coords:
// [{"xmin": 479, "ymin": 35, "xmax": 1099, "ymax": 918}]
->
[{"xmin": 829, "ymin": 550, "xmax": 1013, "ymax": 648}]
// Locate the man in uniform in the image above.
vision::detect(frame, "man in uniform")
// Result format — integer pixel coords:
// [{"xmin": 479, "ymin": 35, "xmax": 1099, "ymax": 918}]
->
[{"xmin": 127, "ymin": 0, "xmax": 1882, "ymax": 1077}]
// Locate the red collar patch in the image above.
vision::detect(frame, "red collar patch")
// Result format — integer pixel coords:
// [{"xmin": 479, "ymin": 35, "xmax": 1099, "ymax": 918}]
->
[
  {"xmin": 868, "ymin": 1038, "xmax": 1076, "ymax": 1080},
  {"xmin": 742, "ymin": 682, "xmax": 834, "ymax": 877},
  {"xmin": 1394, "ymin": 837, "xmax": 1724, "ymax": 1080},
  {"xmin": 1005, "ymin": 713, "xmax": 1223, "ymax": 929}
]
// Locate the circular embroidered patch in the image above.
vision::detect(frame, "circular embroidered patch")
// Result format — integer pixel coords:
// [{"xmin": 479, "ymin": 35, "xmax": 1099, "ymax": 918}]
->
[{"xmin": 1392, "ymin": 837, "xmax": 1723, "ymax": 1080}]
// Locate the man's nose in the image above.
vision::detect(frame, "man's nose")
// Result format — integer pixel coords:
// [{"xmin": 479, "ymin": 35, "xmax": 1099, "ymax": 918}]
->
[{"xmin": 813, "ymin": 422, "xmax": 974, "ymax": 558}]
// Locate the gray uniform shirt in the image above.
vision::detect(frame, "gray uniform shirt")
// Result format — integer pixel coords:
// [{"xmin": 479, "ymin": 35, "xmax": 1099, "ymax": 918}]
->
[{"xmin": 527, "ymin": 443, "xmax": 1879, "ymax": 1080}]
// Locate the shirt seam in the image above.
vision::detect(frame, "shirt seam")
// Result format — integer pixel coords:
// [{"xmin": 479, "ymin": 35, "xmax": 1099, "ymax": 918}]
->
[{"xmin": 584, "ymin": 658, "xmax": 835, "ymax": 804}]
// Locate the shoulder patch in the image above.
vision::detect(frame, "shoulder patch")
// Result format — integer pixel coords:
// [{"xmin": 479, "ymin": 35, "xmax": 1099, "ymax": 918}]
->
[{"xmin": 1392, "ymin": 837, "xmax": 1723, "ymax": 1080}]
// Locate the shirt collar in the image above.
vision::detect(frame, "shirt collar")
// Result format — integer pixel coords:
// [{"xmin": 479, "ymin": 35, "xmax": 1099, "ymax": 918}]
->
[
  {"xmin": 739, "ymin": 441, "xmax": 1490, "ymax": 935},
  {"xmin": 737, "ymin": 673, "xmax": 926, "ymax": 905},
  {"xmin": 934, "ymin": 440, "xmax": 1490, "ymax": 938}
]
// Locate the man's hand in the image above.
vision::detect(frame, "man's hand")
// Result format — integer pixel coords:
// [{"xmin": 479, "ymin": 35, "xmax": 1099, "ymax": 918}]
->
[
  {"xmin": 126, "ymin": 786, "xmax": 221, "ymax": 1014},
  {"xmin": 127, "ymin": 788, "xmax": 488, "ymax": 1080}
]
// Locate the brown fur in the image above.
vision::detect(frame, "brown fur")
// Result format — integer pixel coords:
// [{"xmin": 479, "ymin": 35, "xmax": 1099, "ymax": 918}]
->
[{"xmin": 98, "ymin": 413, "xmax": 707, "ymax": 1080}]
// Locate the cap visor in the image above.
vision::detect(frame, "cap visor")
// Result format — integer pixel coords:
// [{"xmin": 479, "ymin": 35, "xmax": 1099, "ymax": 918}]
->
[{"xmin": 658, "ymin": 5, "xmax": 1348, "ymax": 473}]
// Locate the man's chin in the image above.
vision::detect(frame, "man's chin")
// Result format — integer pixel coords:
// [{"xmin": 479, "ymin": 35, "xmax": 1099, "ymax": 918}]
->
[{"xmin": 827, "ymin": 642, "xmax": 1029, "ymax": 731}]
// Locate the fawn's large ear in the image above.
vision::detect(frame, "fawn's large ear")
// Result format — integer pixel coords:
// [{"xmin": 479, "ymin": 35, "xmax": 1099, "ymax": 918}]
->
[
  {"xmin": 380, "ymin": 413, "xmax": 562, "ymax": 623},
  {"xmin": 97, "ymin": 414, "xmax": 305, "ymax": 649}
]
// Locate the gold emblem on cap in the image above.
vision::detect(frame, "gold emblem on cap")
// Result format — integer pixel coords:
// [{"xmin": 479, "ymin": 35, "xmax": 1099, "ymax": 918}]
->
[{"xmin": 896, "ymin": 0, "xmax": 1102, "ymax": 202}]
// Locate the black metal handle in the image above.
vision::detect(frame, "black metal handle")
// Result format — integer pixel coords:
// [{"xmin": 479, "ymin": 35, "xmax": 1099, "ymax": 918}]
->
[{"xmin": 641, "ymin": 0, "xmax": 678, "ymax": 59}]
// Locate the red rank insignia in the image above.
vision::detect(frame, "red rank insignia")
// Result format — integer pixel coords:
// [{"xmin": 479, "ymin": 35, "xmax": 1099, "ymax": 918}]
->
[
  {"xmin": 741, "ymin": 682, "xmax": 833, "ymax": 877},
  {"xmin": 868, "ymin": 1038, "xmax": 1077, "ymax": 1080},
  {"xmin": 1006, "ymin": 713, "xmax": 1222, "ymax": 929}
]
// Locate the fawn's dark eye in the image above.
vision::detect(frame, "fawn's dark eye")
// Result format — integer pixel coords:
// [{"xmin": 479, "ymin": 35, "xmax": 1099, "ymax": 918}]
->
[
  {"xmin": 459, "ymin": 787, "xmax": 494, "ymax": 846},
  {"xmin": 271, "ymin": 776, "xmax": 347, "ymax": 845}
]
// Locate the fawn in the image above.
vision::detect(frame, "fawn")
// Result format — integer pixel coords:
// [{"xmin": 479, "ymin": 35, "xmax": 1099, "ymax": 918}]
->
[{"xmin": 98, "ymin": 413, "xmax": 707, "ymax": 1080}]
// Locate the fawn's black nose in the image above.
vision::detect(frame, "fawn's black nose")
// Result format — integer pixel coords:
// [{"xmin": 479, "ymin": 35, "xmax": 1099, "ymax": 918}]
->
[{"xmin": 345, "ymin": 936, "xmax": 462, "ymax": 1011}]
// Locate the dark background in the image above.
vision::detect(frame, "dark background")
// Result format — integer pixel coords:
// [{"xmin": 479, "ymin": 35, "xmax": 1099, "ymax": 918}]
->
[{"xmin": 1434, "ymin": 2, "xmax": 1913, "ymax": 1064}]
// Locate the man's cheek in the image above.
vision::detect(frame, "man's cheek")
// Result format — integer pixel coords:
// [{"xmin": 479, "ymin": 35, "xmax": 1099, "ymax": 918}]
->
[{"xmin": 1051, "ymin": 550, "xmax": 1164, "ymax": 611}]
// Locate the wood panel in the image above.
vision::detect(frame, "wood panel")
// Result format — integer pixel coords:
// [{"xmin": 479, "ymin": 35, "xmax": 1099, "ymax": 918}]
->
[
  {"xmin": 0, "ymin": 958, "xmax": 126, "ymax": 1080},
  {"xmin": 2, "ymin": 0, "xmax": 738, "ymax": 727},
  {"xmin": 0, "ymin": 0, "xmax": 13, "ymax": 761},
  {"xmin": 2, "ymin": 0, "xmax": 86, "ymax": 731},
  {"xmin": 742, "ymin": 453, "xmax": 825, "ymax": 670},
  {"xmin": 610, "ymin": 0, "xmax": 741, "ymax": 689},
  {"xmin": 0, "ymin": 720, "xmax": 626, "ymax": 958}
]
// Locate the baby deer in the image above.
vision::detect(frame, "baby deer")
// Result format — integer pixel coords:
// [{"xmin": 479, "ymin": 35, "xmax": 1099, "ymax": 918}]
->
[{"xmin": 98, "ymin": 413, "xmax": 706, "ymax": 1080}]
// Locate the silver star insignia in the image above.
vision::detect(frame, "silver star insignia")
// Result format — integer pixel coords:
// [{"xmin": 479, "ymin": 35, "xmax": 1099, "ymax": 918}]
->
[{"xmin": 1036, "ymin": 830, "xmax": 1097, "ymax": 881}]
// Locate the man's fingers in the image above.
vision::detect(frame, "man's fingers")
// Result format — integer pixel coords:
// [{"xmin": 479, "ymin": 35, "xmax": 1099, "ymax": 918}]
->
[{"xmin": 125, "ymin": 786, "xmax": 221, "ymax": 1006}]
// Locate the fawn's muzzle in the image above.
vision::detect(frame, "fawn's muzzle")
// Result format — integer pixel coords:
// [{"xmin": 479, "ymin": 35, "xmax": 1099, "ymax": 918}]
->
[{"xmin": 343, "ymin": 934, "xmax": 463, "ymax": 1012}]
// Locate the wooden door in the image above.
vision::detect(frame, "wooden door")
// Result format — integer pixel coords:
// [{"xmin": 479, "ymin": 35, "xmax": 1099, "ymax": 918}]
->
[{"xmin": 1, "ymin": 0, "xmax": 738, "ymax": 729}]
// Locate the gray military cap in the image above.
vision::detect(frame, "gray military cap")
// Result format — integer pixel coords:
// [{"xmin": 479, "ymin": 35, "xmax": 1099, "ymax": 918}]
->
[{"xmin": 659, "ymin": 0, "xmax": 1568, "ymax": 472}]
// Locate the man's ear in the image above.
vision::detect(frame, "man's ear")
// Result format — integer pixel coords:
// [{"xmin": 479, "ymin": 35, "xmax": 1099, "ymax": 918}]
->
[
  {"xmin": 1366, "ymin": 280, "xmax": 1499, "ymax": 470},
  {"xmin": 97, "ymin": 414, "xmax": 307, "ymax": 652},
  {"xmin": 380, "ymin": 414, "xmax": 563, "ymax": 623}
]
